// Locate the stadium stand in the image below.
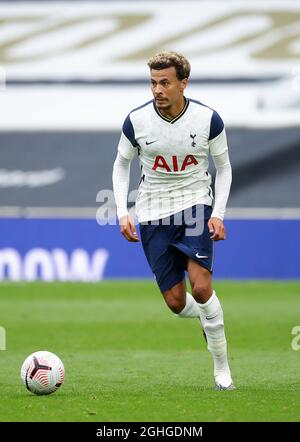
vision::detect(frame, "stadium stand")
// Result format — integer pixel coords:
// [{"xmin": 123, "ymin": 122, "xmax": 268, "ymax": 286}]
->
[{"xmin": 0, "ymin": 0, "xmax": 299, "ymax": 280}]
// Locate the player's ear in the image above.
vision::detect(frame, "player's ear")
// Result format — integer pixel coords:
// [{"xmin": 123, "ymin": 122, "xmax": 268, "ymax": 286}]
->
[{"xmin": 181, "ymin": 78, "xmax": 188, "ymax": 91}]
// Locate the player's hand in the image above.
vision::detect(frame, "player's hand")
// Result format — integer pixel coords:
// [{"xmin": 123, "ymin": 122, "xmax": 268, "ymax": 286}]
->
[
  {"xmin": 208, "ymin": 217, "xmax": 226, "ymax": 241},
  {"xmin": 119, "ymin": 215, "xmax": 140, "ymax": 242}
]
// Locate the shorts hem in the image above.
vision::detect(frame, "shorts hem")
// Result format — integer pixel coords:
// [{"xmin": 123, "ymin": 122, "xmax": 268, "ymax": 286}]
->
[
  {"xmin": 170, "ymin": 244, "xmax": 213, "ymax": 274},
  {"xmin": 158, "ymin": 274, "xmax": 185, "ymax": 293}
]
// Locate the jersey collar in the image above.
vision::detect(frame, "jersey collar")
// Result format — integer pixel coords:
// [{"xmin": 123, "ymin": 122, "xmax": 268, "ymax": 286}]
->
[{"xmin": 153, "ymin": 97, "xmax": 189, "ymax": 124}]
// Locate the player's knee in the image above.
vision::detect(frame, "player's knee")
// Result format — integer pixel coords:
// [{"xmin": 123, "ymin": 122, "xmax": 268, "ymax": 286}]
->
[
  {"xmin": 164, "ymin": 294, "xmax": 185, "ymax": 314},
  {"xmin": 192, "ymin": 281, "xmax": 211, "ymax": 301}
]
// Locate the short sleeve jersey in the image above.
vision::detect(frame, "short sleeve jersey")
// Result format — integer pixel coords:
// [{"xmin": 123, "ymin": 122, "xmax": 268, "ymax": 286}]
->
[{"xmin": 117, "ymin": 98, "xmax": 228, "ymax": 222}]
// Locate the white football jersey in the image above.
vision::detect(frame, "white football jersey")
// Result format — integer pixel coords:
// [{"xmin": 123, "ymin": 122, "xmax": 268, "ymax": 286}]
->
[{"xmin": 117, "ymin": 98, "xmax": 228, "ymax": 222}]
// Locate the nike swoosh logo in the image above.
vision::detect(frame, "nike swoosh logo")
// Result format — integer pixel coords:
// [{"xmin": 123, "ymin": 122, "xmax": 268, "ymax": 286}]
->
[
  {"xmin": 195, "ymin": 253, "xmax": 208, "ymax": 259},
  {"xmin": 145, "ymin": 140, "xmax": 157, "ymax": 145},
  {"xmin": 206, "ymin": 315, "xmax": 217, "ymax": 320}
]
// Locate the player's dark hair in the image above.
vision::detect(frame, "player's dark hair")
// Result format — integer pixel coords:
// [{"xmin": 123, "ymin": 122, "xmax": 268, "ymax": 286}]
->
[{"xmin": 147, "ymin": 51, "xmax": 191, "ymax": 80}]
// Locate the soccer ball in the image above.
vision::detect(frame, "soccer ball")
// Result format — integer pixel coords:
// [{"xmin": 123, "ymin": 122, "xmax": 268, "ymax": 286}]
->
[{"xmin": 20, "ymin": 351, "xmax": 65, "ymax": 395}]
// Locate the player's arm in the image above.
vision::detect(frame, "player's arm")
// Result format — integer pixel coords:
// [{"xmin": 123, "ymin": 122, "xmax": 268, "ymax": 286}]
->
[
  {"xmin": 112, "ymin": 152, "xmax": 139, "ymax": 242},
  {"xmin": 208, "ymin": 112, "xmax": 232, "ymax": 241},
  {"xmin": 112, "ymin": 115, "xmax": 139, "ymax": 242},
  {"xmin": 209, "ymin": 150, "xmax": 232, "ymax": 240}
]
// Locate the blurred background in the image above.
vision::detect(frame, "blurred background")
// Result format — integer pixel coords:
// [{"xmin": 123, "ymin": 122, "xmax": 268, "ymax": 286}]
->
[{"xmin": 0, "ymin": 0, "xmax": 300, "ymax": 281}]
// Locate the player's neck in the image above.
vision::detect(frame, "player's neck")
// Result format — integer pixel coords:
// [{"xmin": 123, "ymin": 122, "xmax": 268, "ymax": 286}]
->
[{"xmin": 159, "ymin": 96, "xmax": 186, "ymax": 120}]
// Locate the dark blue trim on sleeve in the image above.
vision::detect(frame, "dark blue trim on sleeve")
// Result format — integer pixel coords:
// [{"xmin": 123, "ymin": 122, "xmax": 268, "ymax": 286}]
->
[
  {"xmin": 188, "ymin": 99, "xmax": 224, "ymax": 140},
  {"xmin": 122, "ymin": 114, "xmax": 138, "ymax": 147},
  {"xmin": 209, "ymin": 111, "xmax": 224, "ymax": 140}
]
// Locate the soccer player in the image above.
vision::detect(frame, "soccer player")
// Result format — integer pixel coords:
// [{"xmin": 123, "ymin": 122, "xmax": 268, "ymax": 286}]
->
[{"xmin": 112, "ymin": 52, "xmax": 235, "ymax": 390}]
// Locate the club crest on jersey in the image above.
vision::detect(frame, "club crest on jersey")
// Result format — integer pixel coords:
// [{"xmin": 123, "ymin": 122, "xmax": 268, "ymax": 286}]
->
[
  {"xmin": 152, "ymin": 155, "xmax": 198, "ymax": 172},
  {"xmin": 190, "ymin": 133, "xmax": 197, "ymax": 147}
]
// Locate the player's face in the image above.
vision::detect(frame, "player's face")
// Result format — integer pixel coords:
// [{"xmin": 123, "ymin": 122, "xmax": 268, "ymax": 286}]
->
[{"xmin": 150, "ymin": 67, "xmax": 188, "ymax": 111}]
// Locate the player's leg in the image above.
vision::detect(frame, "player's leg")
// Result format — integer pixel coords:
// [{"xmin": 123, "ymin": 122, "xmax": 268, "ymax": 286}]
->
[
  {"xmin": 187, "ymin": 259, "xmax": 235, "ymax": 390},
  {"xmin": 162, "ymin": 279, "xmax": 199, "ymax": 317},
  {"xmin": 139, "ymin": 221, "xmax": 200, "ymax": 318}
]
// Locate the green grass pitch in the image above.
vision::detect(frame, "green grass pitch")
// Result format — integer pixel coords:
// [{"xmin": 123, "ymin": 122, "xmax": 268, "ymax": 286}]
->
[{"xmin": 0, "ymin": 281, "xmax": 300, "ymax": 422}]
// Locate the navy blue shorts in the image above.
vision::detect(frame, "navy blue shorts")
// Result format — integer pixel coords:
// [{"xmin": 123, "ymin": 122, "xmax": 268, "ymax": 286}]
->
[{"xmin": 139, "ymin": 204, "xmax": 214, "ymax": 292}]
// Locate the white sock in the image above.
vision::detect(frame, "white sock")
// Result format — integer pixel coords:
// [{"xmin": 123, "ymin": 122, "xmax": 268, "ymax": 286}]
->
[
  {"xmin": 176, "ymin": 292, "xmax": 200, "ymax": 318},
  {"xmin": 198, "ymin": 291, "xmax": 232, "ymax": 387}
]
